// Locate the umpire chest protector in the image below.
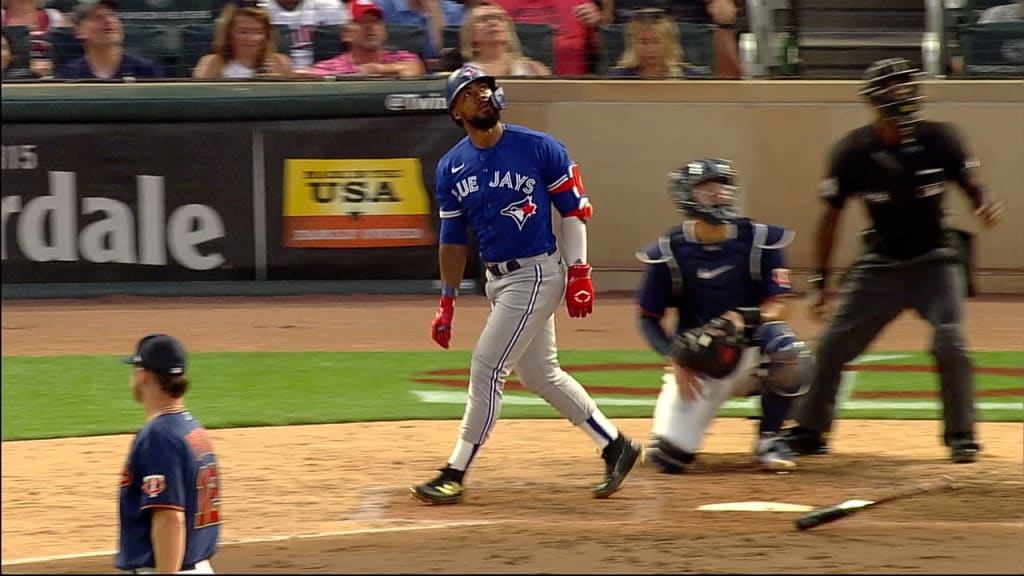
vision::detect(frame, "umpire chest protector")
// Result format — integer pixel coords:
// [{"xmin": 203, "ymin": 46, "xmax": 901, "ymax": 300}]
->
[
  {"xmin": 636, "ymin": 218, "xmax": 793, "ymax": 334},
  {"xmin": 822, "ymin": 121, "xmax": 971, "ymax": 260}
]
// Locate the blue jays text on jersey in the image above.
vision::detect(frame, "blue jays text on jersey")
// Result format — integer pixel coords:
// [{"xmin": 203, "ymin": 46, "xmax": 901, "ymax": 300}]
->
[
  {"xmin": 434, "ymin": 125, "xmax": 590, "ymax": 263},
  {"xmin": 117, "ymin": 409, "xmax": 220, "ymax": 571},
  {"xmin": 636, "ymin": 219, "xmax": 794, "ymax": 334}
]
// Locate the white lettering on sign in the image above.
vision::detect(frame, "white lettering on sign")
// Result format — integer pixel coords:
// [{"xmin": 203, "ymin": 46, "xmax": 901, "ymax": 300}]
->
[{"xmin": 1, "ymin": 172, "xmax": 225, "ymax": 270}]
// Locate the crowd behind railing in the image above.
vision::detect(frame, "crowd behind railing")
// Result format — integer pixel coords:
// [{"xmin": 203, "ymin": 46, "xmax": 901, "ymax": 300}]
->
[{"xmin": 0, "ymin": 0, "xmax": 1021, "ymax": 82}]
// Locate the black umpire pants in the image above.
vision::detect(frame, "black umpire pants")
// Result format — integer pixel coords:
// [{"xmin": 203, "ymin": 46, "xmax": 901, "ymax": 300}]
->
[{"xmin": 794, "ymin": 247, "xmax": 976, "ymax": 444}]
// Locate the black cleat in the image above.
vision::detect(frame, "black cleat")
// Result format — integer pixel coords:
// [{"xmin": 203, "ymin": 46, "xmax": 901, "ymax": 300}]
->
[
  {"xmin": 410, "ymin": 467, "xmax": 465, "ymax": 504},
  {"xmin": 780, "ymin": 426, "xmax": 830, "ymax": 456},
  {"xmin": 592, "ymin": 433, "xmax": 642, "ymax": 499}
]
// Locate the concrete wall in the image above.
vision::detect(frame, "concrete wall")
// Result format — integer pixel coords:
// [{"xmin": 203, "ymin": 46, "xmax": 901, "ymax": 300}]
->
[{"xmin": 500, "ymin": 80, "xmax": 1024, "ymax": 294}]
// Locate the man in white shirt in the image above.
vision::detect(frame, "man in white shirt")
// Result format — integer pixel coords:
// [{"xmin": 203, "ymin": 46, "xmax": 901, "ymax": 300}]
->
[
  {"xmin": 978, "ymin": 0, "xmax": 1023, "ymax": 23},
  {"xmin": 267, "ymin": 0, "xmax": 350, "ymax": 67}
]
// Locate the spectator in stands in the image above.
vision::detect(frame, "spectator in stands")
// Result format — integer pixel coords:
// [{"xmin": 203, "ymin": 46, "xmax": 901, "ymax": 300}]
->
[
  {"xmin": 194, "ymin": 0, "xmax": 293, "ymax": 78},
  {"xmin": 375, "ymin": 0, "xmax": 464, "ymax": 70},
  {"xmin": 607, "ymin": 0, "xmax": 740, "ymax": 78},
  {"xmin": 608, "ymin": 7, "xmax": 702, "ymax": 78},
  {"xmin": 978, "ymin": 0, "xmax": 1022, "ymax": 23},
  {"xmin": 267, "ymin": 0, "xmax": 349, "ymax": 68},
  {"xmin": 494, "ymin": 0, "xmax": 605, "ymax": 75},
  {"xmin": 300, "ymin": 0, "xmax": 424, "ymax": 76},
  {"xmin": 2, "ymin": 0, "xmax": 67, "ymax": 77},
  {"xmin": 460, "ymin": 0, "xmax": 549, "ymax": 75},
  {"xmin": 2, "ymin": 26, "xmax": 40, "ymax": 79},
  {"xmin": 56, "ymin": 0, "xmax": 162, "ymax": 79}
]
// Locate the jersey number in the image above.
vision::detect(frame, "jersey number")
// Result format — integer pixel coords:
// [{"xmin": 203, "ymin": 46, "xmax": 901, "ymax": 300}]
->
[{"xmin": 195, "ymin": 462, "xmax": 221, "ymax": 529}]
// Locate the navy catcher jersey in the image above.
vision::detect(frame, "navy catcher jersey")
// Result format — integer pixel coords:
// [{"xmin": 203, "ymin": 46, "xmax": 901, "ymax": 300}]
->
[
  {"xmin": 636, "ymin": 219, "xmax": 793, "ymax": 334},
  {"xmin": 116, "ymin": 409, "xmax": 220, "ymax": 571},
  {"xmin": 435, "ymin": 124, "xmax": 589, "ymax": 263}
]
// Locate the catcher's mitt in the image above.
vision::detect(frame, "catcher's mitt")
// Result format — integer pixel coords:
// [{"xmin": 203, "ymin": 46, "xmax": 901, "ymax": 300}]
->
[{"xmin": 670, "ymin": 316, "xmax": 745, "ymax": 379}]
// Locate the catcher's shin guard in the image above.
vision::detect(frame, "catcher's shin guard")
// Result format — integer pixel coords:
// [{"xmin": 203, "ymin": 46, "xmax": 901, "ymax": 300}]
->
[{"xmin": 646, "ymin": 436, "xmax": 696, "ymax": 474}]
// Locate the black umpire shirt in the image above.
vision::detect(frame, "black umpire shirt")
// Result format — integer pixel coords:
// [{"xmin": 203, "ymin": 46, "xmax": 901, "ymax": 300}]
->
[{"xmin": 819, "ymin": 120, "xmax": 973, "ymax": 260}]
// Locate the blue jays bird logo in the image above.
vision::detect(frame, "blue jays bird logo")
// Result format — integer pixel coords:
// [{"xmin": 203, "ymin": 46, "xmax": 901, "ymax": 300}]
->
[{"xmin": 501, "ymin": 196, "xmax": 537, "ymax": 230}]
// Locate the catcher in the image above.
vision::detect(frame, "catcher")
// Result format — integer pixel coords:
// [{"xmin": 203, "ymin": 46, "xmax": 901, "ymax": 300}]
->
[{"xmin": 635, "ymin": 158, "xmax": 813, "ymax": 473}]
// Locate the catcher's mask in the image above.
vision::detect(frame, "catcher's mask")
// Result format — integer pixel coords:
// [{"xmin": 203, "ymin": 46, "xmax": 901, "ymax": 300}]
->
[
  {"xmin": 445, "ymin": 65, "xmax": 506, "ymax": 127},
  {"xmin": 858, "ymin": 58, "xmax": 925, "ymax": 133},
  {"xmin": 668, "ymin": 158, "xmax": 741, "ymax": 225}
]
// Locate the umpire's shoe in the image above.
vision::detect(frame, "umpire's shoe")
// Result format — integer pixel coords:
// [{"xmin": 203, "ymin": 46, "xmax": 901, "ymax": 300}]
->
[
  {"xmin": 411, "ymin": 466, "xmax": 465, "ymax": 505},
  {"xmin": 946, "ymin": 433, "xmax": 981, "ymax": 464},
  {"xmin": 780, "ymin": 425, "xmax": 830, "ymax": 456},
  {"xmin": 592, "ymin": 433, "xmax": 642, "ymax": 499}
]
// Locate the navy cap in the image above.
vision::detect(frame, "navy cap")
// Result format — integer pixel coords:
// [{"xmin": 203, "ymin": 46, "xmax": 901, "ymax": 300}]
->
[{"xmin": 122, "ymin": 334, "xmax": 187, "ymax": 376}]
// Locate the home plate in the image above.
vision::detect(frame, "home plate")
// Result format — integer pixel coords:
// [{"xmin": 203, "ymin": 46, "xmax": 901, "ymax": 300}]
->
[{"xmin": 696, "ymin": 501, "xmax": 815, "ymax": 513}]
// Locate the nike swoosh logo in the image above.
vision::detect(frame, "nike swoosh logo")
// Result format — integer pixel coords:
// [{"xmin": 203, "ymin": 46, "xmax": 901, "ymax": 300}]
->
[
  {"xmin": 451, "ymin": 163, "xmax": 466, "ymax": 174},
  {"xmin": 696, "ymin": 265, "xmax": 734, "ymax": 280}
]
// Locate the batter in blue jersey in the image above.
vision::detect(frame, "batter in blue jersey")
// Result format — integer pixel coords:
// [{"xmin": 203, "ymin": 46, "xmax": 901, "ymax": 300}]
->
[
  {"xmin": 635, "ymin": 159, "xmax": 815, "ymax": 475},
  {"xmin": 410, "ymin": 65, "xmax": 642, "ymax": 505},
  {"xmin": 118, "ymin": 334, "xmax": 219, "ymax": 574}
]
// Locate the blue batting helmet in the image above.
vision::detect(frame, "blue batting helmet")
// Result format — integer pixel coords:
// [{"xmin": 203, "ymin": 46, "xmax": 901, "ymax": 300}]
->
[{"xmin": 445, "ymin": 65, "xmax": 506, "ymax": 123}]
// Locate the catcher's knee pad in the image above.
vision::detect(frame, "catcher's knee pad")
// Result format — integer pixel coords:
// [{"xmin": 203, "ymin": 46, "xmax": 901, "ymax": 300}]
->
[
  {"xmin": 647, "ymin": 437, "xmax": 696, "ymax": 474},
  {"xmin": 756, "ymin": 321, "xmax": 813, "ymax": 397}
]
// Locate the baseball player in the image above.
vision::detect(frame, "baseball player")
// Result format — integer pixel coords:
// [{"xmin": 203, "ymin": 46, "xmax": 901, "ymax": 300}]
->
[
  {"xmin": 117, "ymin": 334, "xmax": 220, "ymax": 574},
  {"xmin": 781, "ymin": 58, "xmax": 1004, "ymax": 464},
  {"xmin": 636, "ymin": 158, "xmax": 813, "ymax": 473},
  {"xmin": 411, "ymin": 65, "xmax": 642, "ymax": 505}
]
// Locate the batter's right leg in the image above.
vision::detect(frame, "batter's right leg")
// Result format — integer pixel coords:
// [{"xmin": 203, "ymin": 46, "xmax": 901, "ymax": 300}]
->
[
  {"xmin": 514, "ymin": 312, "xmax": 642, "ymax": 498},
  {"xmin": 412, "ymin": 262, "xmax": 562, "ymax": 505},
  {"xmin": 786, "ymin": 263, "xmax": 907, "ymax": 454}
]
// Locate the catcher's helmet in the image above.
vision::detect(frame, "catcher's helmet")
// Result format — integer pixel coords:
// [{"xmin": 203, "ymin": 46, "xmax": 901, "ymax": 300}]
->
[
  {"xmin": 445, "ymin": 65, "xmax": 506, "ymax": 125},
  {"xmin": 858, "ymin": 58, "xmax": 925, "ymax": 127},
  {"xmin": 668, "ymin": 158, "xmax": 740, "ymax": 225}
]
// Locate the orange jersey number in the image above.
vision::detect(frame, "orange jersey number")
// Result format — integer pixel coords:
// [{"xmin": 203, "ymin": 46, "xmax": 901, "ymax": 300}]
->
[{"xmin": 195, "ymin": 462, "xmax": 221, "ymax": 529}]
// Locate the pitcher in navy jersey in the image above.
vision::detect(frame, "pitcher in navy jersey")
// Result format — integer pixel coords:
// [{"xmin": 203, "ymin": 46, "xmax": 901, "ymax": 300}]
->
[
  {"xmin": 410, "ymin": 65, "xmax": 642, "ymax": 505},
  {"xmin": 117, "ymin": 334, "xmax": 220, "ymax": 574},
  {"xmin": 636, "ymin": 158, "xmax": 814, "ymax": 474}
]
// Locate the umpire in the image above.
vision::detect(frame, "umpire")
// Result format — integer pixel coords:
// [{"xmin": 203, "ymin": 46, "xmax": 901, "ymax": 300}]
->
[{"xmin": 781, "ymin": 58, "xmax": 1004, "ymax": 464}]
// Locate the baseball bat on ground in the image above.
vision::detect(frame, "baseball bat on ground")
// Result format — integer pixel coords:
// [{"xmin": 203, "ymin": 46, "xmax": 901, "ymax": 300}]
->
[{"xmin": 795, "ymin": 475, "xmax": 955, "ymax": 531}]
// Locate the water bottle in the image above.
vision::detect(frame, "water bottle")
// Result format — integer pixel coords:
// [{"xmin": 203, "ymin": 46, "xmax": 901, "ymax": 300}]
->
[
  {"xmin": 922, "ymin": 32, "xmax": 942, "ymax": 77},
  {"xmin": 739, "ymin": 33, "xmax": 759, "ymax": 79}
]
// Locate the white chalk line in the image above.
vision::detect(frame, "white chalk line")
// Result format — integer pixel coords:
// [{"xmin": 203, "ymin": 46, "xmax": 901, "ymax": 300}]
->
[{"xmin": 0, "ymin": 520, "xmax": 501, "ymax": 567}]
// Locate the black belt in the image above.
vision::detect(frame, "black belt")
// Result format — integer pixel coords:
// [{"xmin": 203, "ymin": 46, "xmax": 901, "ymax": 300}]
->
[{"xmin": 485, "ymin": 248, "xmax": 556, "ymax": 277}]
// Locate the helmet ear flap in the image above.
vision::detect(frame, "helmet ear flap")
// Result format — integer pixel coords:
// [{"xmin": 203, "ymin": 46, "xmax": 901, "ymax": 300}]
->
[{"xmin": 491, "ymin": 86, "xmax": 507, "ymax": 110}]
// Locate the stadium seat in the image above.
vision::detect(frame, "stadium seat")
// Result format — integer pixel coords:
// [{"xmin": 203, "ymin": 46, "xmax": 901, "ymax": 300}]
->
[
  {"xmin": 2, "ymin": 25, "xmax": 32, "ymax": 70},
  {"xmin": 598, "ymin": 21, "xmax": 714, "ymax": 76},
  {"xmin": 180, "ymin": 22, "xmax": 290, "ymax": 77},
  {"xmin": 440, "ymin": 23, "xmax": 554, "ymax": 72},
  {"xmin": 959, "ymin": 21, "xmax": 1024, "ymax": 77},
  {"xmin": 312, "ymin": 23, "xmax": 426, "ymax": 63},
  {"xmin": 48, "ymin": 23, "xmax": 171, "ymax": 76}
]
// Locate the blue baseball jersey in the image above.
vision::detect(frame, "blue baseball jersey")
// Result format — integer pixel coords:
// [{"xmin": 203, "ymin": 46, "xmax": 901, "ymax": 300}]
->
[
  {"xmin": 116, "ymin": 409, "xmax": 220, "ymax": 571},
  {"xmin": 435, "ymin": 125, "xmax": 590, "ymax": 263},
  {"xmin": 636, "ymin": 219, "xmax": 793, "ymax": 334}
]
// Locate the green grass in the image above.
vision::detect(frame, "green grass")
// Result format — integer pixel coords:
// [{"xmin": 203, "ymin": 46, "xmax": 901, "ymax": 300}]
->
[{"xmin": 2, "ymin": 350, "xmax": 1021, "ymax": 441}]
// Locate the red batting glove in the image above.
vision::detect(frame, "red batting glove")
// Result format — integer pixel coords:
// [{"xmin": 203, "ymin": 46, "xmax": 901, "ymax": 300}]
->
[
  {"xmin": 566, "ymin": 264, "xmax": 595, "ymax": 318},
  {"xmin": 431, "ymin": 295, "xmax": 455, "ymax": 349}
]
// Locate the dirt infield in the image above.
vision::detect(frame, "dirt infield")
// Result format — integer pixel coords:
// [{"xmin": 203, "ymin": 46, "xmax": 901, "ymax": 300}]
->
[{"xmin": 2, "ymin": 295, "xmax": 1023, "ymax": 574}]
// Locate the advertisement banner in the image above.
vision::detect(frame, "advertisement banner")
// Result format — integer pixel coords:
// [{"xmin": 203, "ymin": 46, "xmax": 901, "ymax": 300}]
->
[
  {"xmin": 262, "ymin": 115, "xmax": 466, "ymax": 281},
  {"xmin": 282, "ymin": 158, "xmax": 435, "ymax": 249},
  {"xmin": 1, "ymin": 124, "xmax": 255, "ymax": 284}
]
